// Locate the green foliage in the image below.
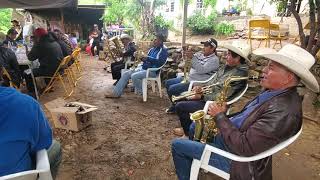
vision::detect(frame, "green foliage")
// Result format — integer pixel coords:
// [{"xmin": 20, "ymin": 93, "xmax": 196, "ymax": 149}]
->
[
  {"xmin": 154, "ymin": 15, "xmax": 173, "ymax": 29},
  {"xmin": 187, "ymin": 11, "xmax": 217, "ymax": 35},
  {"xmin": 267, "ymin": 0, "xmax": 287, "ymax": 13},
  {"xmin": 0, "ymin": 9, "xmax": 12, "ymax": 34},
  {"xmin": 204, "ymin": 0, "xmax": 217, "ymax": 8},
  {"xmin": 214, "ymin": 21, "xmax": 235, "ymax": 36},
  {"xmin": 79, "ymin": 0, "xmax": 104, "ymax": 5},
  {"xmin": 246, "ymin": 8, "xmax": 253, "ymax": 16},
  {"xmin": 102, "ymin": 0, "xmax": 126, "ymax": 24}
]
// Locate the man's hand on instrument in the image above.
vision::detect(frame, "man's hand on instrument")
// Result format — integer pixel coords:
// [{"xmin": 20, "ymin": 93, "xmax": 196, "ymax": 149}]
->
[
  {"xmin": 189, "ymin": 94, "xmax": 202, "ymax": 100},
  {"xmin": 208, "ymin": 102, "xmax": 227, "ymax": 117},
  {"xmin": 184, "ymin": 50, "xmax": 193, "ymax": 59},
  {"xmin": 192, "ymin": 86, "xmax": 203, "ymax": 94}
]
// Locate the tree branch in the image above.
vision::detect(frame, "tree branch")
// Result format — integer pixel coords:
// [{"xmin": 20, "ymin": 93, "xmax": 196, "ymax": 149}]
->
[
  {"xmin": 289, "ymin": 0, "xmax": 306, "ymax": 48},
  {"xmin": 307, "ymin": 0, "xmax": 316, "ymax": 52},
  {"xmin": 311, "ymin": 0, "xmax": 320, "ymax": 55}
]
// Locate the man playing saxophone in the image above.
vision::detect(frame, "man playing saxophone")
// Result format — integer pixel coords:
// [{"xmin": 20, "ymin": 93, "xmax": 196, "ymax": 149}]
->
[
  {"xmin": 171, "ymin": 44, "xmax": 319, "ymax": 180},
  {"xmin": 165, "ymin": 38, "xmax": 220, "ymax": 113},
  {"xmin": 173, "ymin": 43, "xmax": 250, "ymax": 137}
]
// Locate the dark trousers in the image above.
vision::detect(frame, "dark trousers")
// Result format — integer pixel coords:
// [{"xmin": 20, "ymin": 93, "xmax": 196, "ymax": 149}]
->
[
  {"xmin": 24, "ymin": 68, "xmax": 52, "ymax": 93},
  {"xmin": 175, "ymin": 100, "xmax": 206, "ymax": 136},
  {"xmin": 111, "ymin": 61, "xmax": 125, "ymax": 80},
  {"xmin": 91, "ymin": 40, "xmax": 100, "ymax": 56}
]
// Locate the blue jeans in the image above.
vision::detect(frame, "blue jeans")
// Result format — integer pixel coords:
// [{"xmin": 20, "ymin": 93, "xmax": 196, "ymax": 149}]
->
[
  {"xmin": 171, "ymin": 135, "xmax": 231, "ymax": 180},
  {"xmin": 165, "ymin": 77, "xmax": 190, "ymax": 102},
  {"xmin": 131, "ymin": 69, "xmax": 156, "ymax": 94},
  {"xmin": 113, "ymin": 66, "xmax": 144, "ymax": 96},
  {"xmin": 48, "ymin": 140, "xmax": 62, "ymax": 179}
]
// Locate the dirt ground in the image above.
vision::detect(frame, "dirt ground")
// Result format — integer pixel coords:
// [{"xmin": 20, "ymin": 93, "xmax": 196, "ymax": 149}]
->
[{"xmin": 38, "ymin": 45, "xmax": 320, "ymax": 180}]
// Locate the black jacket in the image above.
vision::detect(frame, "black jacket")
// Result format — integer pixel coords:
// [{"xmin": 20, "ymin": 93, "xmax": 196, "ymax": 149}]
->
[
  {"xmin": 27, "ymin": 34, "xmax": 63, "ymax": 76},
  {"xmin": 0, "ymin": 47, "xmax": 22, "ymax": 87}
]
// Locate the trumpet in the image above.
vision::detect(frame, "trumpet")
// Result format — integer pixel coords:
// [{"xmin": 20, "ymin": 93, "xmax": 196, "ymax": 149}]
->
[
  {"xmin": 172, "ymin": 75, "xmax": 260, "ymax": 103},
  {"xmin": 171, "ymin": 82, "xmax": 221, "ymax": 102},
  {"xmin": 191, "ymin": 76, "xmax": 254, "ymax": 143}
]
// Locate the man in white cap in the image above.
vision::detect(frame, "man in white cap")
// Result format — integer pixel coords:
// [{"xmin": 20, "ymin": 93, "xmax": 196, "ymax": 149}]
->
[
  {"xmin": 109, "ymin": 34, "xmax": 136, "ymax": 85},
  {"xmin": 171, "ymin": 44, "xmax": 319, "ymax": 180}
]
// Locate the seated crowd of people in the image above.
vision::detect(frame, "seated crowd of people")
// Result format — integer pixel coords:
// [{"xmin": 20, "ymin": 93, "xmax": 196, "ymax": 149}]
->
[
  {"xmin": 0, "ymin": 20, "xmax": 319, "ymax": 180},
  {"xmin": 0, "ymin": 25, "xmax": 80, "ymax": 178}
]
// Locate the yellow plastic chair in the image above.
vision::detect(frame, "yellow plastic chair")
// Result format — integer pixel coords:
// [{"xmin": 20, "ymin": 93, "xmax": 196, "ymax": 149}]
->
[
  {"xmin": 73, "ymin": 48, "xmax": 82, "ymax": 73},
  {"xmin": 40, "ymin": 56, "xmax": 74, "ymax": 99},
  {"xmin": 248, "ymin": 19, "xmax": 271, "ymax": 51},
  {"xmin": 269, "ymin": 23, "xmax": 288, "ymax": 48},
  {"xmin": 62, "ymin": 55, "xmax": 77, "ymax": 87},
  {"xmin": 71, "ymin": 49, "xmax": 82, "ymax": 82},
  {"xmin": 1, "ymin": 67, "xmax": 18, "ymax": 89}
]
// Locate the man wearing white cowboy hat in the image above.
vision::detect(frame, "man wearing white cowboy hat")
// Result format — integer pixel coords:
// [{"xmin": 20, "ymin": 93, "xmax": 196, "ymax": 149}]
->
[
  {"xmin": 172, "ymin": 42, "xmax": 250, "ymax": 138},
  {"xmin": 171, "ymin": 44, "xmax": 319, "ymax": 180},
  {"xmin": 109, "ymin": 34, "xmax": 137, "ymax": 85}
]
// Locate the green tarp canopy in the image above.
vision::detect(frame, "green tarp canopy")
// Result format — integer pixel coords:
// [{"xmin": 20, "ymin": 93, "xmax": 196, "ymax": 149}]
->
[{"xmin": 0, "ymin": 0, "xmax": 77, "ymax": 9}]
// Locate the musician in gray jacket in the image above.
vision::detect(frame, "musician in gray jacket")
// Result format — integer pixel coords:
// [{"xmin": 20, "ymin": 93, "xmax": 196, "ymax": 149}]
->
[{"xmin": 165, "ymin": 38, "xmax": 220, "ymax": 113}]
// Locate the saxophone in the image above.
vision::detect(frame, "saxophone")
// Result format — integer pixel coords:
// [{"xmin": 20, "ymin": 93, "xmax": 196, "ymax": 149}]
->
[
  {"xmin": 131, "ymin": 49, "xmax": 145, "ymax": 69},
  {"xmin": 181, "ymin": 45, "xmax": 192, "ymax": 83},
  {"xmin": 190, "ymin": 76, "xmax": 250, "ymax": 143},
  {"xmin": 110, "ymin": 36, "xmax": 123, "ymax": 57}
]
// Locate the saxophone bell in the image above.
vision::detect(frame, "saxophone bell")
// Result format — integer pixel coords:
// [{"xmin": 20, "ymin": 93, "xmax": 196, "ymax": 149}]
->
[{"xmin": 190, "ymin": 110, "xmax": 205, "ymax": 141}]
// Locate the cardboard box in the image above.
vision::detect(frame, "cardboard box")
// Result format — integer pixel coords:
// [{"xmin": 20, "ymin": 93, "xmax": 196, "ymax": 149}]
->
[{"xmin": 44, "ymin": 98, "xmax": 98, "ymax": 131}]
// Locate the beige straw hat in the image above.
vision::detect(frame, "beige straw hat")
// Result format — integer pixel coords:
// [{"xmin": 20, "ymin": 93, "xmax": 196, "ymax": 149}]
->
[
  {"xmin": 253, "ymin": 44, "xmax": 319, "ymax": 92},
  {"xmin": 223, "ymin": 42, "xmax": 250, "ymax": 62}
]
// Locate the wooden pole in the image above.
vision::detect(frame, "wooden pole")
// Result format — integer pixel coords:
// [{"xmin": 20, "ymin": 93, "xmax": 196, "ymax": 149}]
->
[
  {"xmin": 182, "ymin": 0, "xmax": 188, "ymax": 47},
  {"xmin": 60, "ymin": 8, "xmax": 65, "ymax": 32}
]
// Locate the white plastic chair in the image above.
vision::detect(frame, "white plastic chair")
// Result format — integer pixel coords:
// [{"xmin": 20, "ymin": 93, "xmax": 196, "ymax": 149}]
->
[
  {"xmin": 202, "ymin": 83, "xmax": 249, "ymax": 115},
  {"xmin": 0, "ymin": 149, "xmax": 53, "ymax": 180},
  {"xmin": 142, "ymin": 59, "xmax": 168, "ymax": 102},
  {"xmin": 120, "ymin": 57, "xmax": 135, "ymax": 76},
  {"xmin": 187, "ymin": 73, "xmax": 217, "ymax": 92},
  {"xmin": 190, "ymin": 127, "xmax": 302, "ymax": 180}
]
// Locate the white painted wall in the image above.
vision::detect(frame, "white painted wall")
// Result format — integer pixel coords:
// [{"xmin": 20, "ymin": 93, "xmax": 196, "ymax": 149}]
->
[{"xmin": 155, "ymin": 0, "xmax": 310, "ymax": 30}]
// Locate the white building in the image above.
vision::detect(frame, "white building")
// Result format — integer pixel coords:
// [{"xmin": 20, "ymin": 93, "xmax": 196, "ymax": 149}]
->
[{"xmin": 155, "ymin": 0, "xmax": 309, "ymax": 30}]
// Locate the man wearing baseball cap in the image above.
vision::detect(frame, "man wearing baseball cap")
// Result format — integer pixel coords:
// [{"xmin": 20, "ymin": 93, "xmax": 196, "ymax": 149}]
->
[
  {"xmin": 11, "ymin": 19, "xmax": 23, "ymax": 41},
  {"xmin": 2, "ymin": 28, "xmax": 18, "ymax": 48},
  {"xmin": 165, "ymin": 38, "xmax": 220, "ymax": 114},
  {"xmin": 171, "ymin": 44, "xmax": 319, "ymax": 180},
  {"xmin": 200, "ymin": 38, "xmax": 218, "ymax": 48}
]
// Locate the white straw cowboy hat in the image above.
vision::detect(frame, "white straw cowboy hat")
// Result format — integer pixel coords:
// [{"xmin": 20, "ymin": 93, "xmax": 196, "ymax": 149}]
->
[
  {"xmin": 253, "ymin": 44, "xmax": 319, "ymax": 92},
  {"xmin": 223, "ymin": 41, "xmax": 250, "ymax": 62},
  {"xmin": 120, "ymin": 34, "xmax": 132, "ymax": 40}
]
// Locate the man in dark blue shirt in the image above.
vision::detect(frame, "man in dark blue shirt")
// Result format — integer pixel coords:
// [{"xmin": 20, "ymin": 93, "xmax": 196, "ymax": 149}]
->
[
  {"xmin": 105, "ymin": 34, "xmax": 168, "ymax": 98},
  {"xmin": 0, "ymin": 85, "xmax": 61, "ymax": 178}
]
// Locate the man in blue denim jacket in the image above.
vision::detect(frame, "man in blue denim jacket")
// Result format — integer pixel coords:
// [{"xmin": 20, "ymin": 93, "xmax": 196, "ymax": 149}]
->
[{"xmin": 105, "ymin": 34, "xmax": 168, "ymax": 98}]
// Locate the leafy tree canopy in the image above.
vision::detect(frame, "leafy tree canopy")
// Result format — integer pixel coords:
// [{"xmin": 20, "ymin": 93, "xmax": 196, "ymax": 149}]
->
[{"xmin": 0, "ymin": 9, "xmax": 12, "ymax": 34}]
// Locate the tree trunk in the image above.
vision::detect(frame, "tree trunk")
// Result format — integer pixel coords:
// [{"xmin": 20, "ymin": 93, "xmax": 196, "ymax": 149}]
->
[
  {"xmin": 311, "ymin": 0, "xmax": 320, "ymax": 56},
  {"xmin": 307, "ymin": 0, "xmax": 316, "ymax": 52},
  {"xmin": 289, "ymin": 0, "xmax": 306, "ymax": 48}
]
